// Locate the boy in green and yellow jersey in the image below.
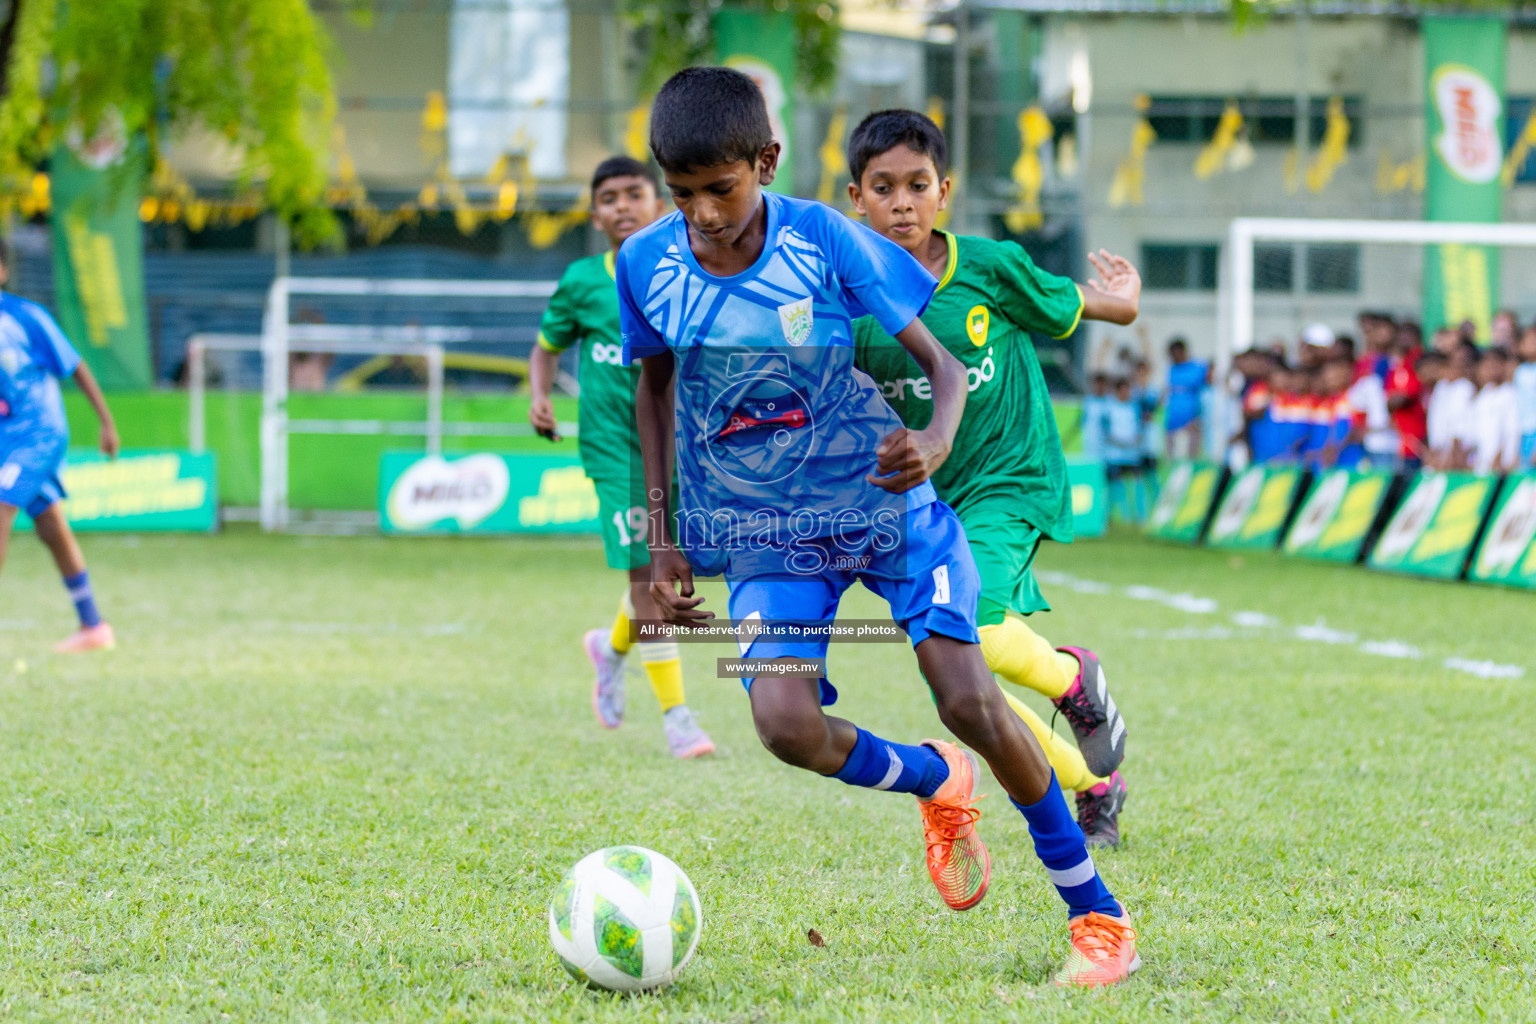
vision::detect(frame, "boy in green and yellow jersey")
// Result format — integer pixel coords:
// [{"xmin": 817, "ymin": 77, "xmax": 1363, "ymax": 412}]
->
[
  {"xmin": 529, "ymin": 156, "xmax": 713, "ymax": 759},
  {"xmin": 849, "ymin": 111, "xmax": 1136, "ymax": 844}
]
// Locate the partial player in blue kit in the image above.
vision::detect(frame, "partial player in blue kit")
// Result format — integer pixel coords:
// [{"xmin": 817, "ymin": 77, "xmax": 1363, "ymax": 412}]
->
[
  {"xmin": 0, "ymin": 240, "xmax": 120, "ymax": 652},
  {"xmin": 620, "ymin": 67, "xmax": 1139, "ymax": 987}
]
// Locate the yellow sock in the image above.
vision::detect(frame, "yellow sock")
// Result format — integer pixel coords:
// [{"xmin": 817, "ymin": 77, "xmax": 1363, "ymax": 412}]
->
[
  {"xmin": 638, "ymin": 641, "xmax": 685, "ymax": 712},
  {"xmin": 1001, "ymin": 688, "xmax": 1107, "ymax": 792},
  {"xmin": 978, "ymin": 617, "xmax": 1080, "ymax": 699},
  {"xmin": 609, "ymin": 590, "xmax": 636, "ymax": 656}
]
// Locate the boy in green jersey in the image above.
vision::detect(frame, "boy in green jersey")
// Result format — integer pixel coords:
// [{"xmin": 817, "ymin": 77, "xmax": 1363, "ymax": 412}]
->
[
  {"xmin": 848, "ymin": 111, "xmax": 1137, "ymax": 844},
  {"xmin": 529, "ymin": 156, "xmax": 714, "ymax": 759}
]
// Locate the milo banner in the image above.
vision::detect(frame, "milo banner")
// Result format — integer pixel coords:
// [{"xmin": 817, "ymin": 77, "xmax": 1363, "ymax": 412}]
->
[
  {"xmin": 1065, "ymin": 457, "xmax": 1108, "ymax": 539},
  {"xmin": 16, "ymin": 449, "xmax": 216, "ymax": 532},
  {"xmin": 1367, "ymin": 471, "xmax": 1497, "ymax": 580},
  {"xmin": 1205, "ymin": 465, "xmax": 1303, "ymax": 550},
  {"xmin": 379, "ymin": 452, "xmax": 599, "ymax": 535},
  {"xmin": 1146, "ymin": 461, "xmax": 1224, "ymax": 544},
  {"xmin": 1469, "ymin": 473, "xmax": 1536, "ymax": 589},
  {"xmin": 1422, "ymin": 18, "xmax": 1506, "ymax": 340},
  {"xmin": 48, "ymin": 137, "xmax": 153, "ymax": 390},
  {"xmin": 1282, "ymin": 469, "xmax": 1395, "ymax": 563},
  {"xmin": 714, "ymin": 9, "xmax": 795, "ymax": 194}
]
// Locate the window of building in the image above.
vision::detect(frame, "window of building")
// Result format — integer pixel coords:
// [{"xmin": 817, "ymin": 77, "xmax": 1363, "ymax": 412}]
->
[
  {"xmin": 1508, "ymin": 97, "xmax": 1536, "ymax": 185},
  {"xmin": 1146, "ymin": 96, "xmax": 1363, "ymax": 148},
  {"xmin": 1142, "ymin": 243, "xmax": 1219, "ymax": 290},
  {"xmin": 1141, "ymin": 241, "xmax": 1360, "ymax": 293},
  {"xmin": 1254, "ymin": 244, "xmax": 1293, "ymax": 292},
  {"xmin": 1304, "ymin": 243, "xmax": 1359, "ymax": 294}
]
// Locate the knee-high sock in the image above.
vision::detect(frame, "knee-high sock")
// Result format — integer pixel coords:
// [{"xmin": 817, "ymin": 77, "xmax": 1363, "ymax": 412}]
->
[
  {"xmin": 831, "ymin": 728, "xmax": 948, "ymax": 798},
  {"xmin": 1013, "ymin": 772, "xmax": 1121, "ymax": 919},
  {"xmin": 637, "ymin": 640, "xmax": 685, "ymax": 712},
  {"xmin": 63, "ymin": 571, "xmax": 102, "ymax": 628},
  {"xmin": 1000, "ymin": 688, "xmax": 1107, "ymax": 792},
  {"xmin": 979, "ymin": 617, "xmax": 1080, "ymax": 700},
  {"xmin": 609, "ymin": 589, "xmax": 636, "ymax": 656}
]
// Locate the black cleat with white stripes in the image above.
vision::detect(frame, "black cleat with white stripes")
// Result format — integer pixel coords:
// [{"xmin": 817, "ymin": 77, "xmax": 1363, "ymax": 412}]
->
[{"xmin": 1051, "ymin": 646, "xmax": 1127, "ymax": 779}]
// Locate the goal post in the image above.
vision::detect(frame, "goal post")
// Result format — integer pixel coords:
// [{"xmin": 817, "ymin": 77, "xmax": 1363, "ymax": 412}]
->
[
  {"xmin": 254, "ymin": 275, "xmax": 561, "ymax": 532},
  {"xmin": 1217, "ymin": 218, "xmax": 1536, "ymax": 458}
]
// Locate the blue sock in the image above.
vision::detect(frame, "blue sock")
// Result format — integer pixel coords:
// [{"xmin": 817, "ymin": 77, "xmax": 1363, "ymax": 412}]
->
[
  {"xmin": 63, "ymin": 571, "xmax": 102, "ymax": 628},
  {"xmin": 832, "ymin": 728, "xmax": 949, "ymax": 798},
  {"xmin": 1012, "ymin": 772, "xmax": 1121, "ymax": 918}
]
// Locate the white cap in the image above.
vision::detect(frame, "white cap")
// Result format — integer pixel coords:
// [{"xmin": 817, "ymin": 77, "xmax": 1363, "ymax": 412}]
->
[{"xmin": 1302, "ymin": 323, "xmax": 1335, "ymax": 348}]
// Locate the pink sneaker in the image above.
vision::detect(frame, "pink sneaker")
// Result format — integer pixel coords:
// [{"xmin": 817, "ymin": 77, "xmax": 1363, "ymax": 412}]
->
[{"xmin": 54, "ymin": 623, "xmax": 116, "ymax": 653}]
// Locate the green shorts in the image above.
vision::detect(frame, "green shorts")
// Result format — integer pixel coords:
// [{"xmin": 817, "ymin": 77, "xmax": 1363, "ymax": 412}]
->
[
  {"xmin": 961, "ymin": 506, "xmax": 1051, "ymax": 626},
  {"xmin": 592, "ymin": 475, "xmax": 650, "ymax": 571}
]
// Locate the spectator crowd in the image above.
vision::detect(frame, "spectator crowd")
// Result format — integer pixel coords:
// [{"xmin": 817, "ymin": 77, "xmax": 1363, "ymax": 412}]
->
[
  {"xmin": 1228, "ymin": 311, "xmax": 1536, "ymax": 476},
  {"xmin": 1082, "ymin": 310, "xmax": 1536, "ymax": 523}
]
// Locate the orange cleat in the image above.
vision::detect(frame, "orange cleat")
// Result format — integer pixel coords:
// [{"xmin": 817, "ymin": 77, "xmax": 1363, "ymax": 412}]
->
[
  {"xmin": 916, "ymin": 740, "xmax": 991, "ymax": 911},
  {"xmin": 1053, "ymin": 908, "xmax": 1140, "ymax": 988},
  {"xmin": 53, "ymin": 623, "xmax": 115, "ymax": 654}
]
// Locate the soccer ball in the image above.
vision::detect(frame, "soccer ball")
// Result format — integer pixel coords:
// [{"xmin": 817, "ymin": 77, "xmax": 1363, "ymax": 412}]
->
[{"xmin": 547, "ymin": 845, "xmax": 702, "ymax": 992}]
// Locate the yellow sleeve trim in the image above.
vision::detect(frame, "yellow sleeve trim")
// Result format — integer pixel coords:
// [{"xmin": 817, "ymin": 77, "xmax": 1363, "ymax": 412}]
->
[
  {"xmin": 604, "ymin": 249, "xmax": 617, "ymax": 279},
  {"xmin": 934, "ymin": 231, "xmax": 960, "ymax": 292},
  {"xmin": 1051, "ymin": 284, "xmax": 1085, "ymax": 340},
  {"xmin": 536, "ymin": 331, "xmax": 568, "ymax": 353}
]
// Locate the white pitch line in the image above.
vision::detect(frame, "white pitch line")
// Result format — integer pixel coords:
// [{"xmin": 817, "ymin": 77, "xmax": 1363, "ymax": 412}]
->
[
  {"xmin": 255, "ymin": 621, "xmax": 473, "ymax": 637},
  {"xmin": 1038, "ymin": 569, "xmax": 1525, "ymax": 680}
]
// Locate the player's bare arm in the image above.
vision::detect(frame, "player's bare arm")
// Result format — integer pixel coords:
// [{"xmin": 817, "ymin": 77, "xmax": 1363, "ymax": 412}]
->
[
  {"xmin": 72, "ymin": 362, "xmax": 119, "ymax": 458},
  {"xmin": 636, "ymin": 350, "xmax": 712, "ymax": 626},
  {"xmin": 527, "ymin": 344, "xmax": 562, "ymax": 440},
  {"xmin": 1081, "ymin": 249, "xmax": 1140, "ymax": 326},
  {"xmin": 868, "ymin": 318, "xmax": 966, "ymax": 494}
]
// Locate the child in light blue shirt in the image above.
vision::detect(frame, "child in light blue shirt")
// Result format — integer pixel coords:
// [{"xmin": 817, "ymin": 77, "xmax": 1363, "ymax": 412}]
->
[{"xmin": 1516, "ymin": 326, "xmax": 1536, "ymax": 468}]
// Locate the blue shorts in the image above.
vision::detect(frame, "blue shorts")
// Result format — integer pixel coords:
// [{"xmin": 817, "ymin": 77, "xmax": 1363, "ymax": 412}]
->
[
  {"xmin": 0, "ymin": 434, "xmax": 67, "ymax": 518},
  {"xmin": 1522, "ymin": 432, "xmax": 1536, "ymax": 465},
  {"xmin": 725, "ymin": 500, "xmax": 980, "ymax": 704}
]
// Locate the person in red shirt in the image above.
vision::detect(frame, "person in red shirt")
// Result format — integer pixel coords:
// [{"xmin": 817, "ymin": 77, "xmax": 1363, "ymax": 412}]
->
[{"xmin": 1386, "ymin": 323, "xmax": 1427, "ymax": 470}]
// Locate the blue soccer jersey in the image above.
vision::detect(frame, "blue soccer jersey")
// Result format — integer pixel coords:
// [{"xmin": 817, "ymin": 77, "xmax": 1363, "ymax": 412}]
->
[
  {"xmin": 618, "ymin": 192, "xmax": 939, "ymax": 575},
  {"xmin": 1165, "ymin": 359, "xmax": 1207, "ymax": 433},
  {"xmin": 0, "ymin": 292, "xmax": 79, "ymax": 447}
]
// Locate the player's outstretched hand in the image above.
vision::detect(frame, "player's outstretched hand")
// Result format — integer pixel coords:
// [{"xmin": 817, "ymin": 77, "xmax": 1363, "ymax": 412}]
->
[
  {"xmin": 1088, "ymin": 250, "xmax": 1141, "ymax": 305},
  {"xmin": 529, "ymin": 396, "xmax": 561, "ymax": 441},
  {"xmin": 650, "ymin": 547, "xmax": 715, "ymax": 627},
  {"xmin": 99, "ymin": 424, "xmax": 121, "ymax": 459},
  {"xmin": 867, "ymin": 427, "xmax": 950, "ymax": 493}
]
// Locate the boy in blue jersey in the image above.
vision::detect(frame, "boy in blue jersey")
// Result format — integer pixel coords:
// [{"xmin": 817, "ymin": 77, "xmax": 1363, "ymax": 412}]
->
[
  {"xmin": 1163, "ymin": 337, "xmax": 1208, "ymax": 459},
  {"xmin": 1100, "ymin": 378, "xmax": 1148, "ymax": 521},
  {"xmin": 0, "ymin": 241, "xmax": 119, "ymax": 652},
  {"xmin": 620, "ymin": 67, "xmax": 1139, "ymax": 987}
]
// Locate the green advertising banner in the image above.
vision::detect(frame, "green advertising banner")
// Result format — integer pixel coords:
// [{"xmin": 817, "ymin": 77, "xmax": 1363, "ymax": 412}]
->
[
  {"xmin": 1423, "ymin": 18, "xmax": 1506, "ymax": 339},
  {"xmin": 1468, "ymin": 473, "xmax": 1536, "ymax": 589},
  {"xmin": 379, "ymin": 452, "xmax": 599, "ymax": 535},
  {"xmin": 1065, "ymin": 457, "xmax": 1107, "ymax": 539},
  {"xmin": 714, "ymin": 9, "xmax": 795, "ymax": 194},
  {"xmin": 1282, "ymin": 469, "xmax": 1395, "ymax": 563},
  {"xmin": 1146, "ymin": 461, "xmax": 1224, "ymax": 544},
  {"xmin": 1206, "ymin": 465, "xmax": 1303, "ymax": 550},
  {"xmin": 1367, "ymin": 471, "xmax": 1497, "ymax": 579},
  {"xmin": 48, "ymin": 140, "xmax": 153, "ymax": 390},
  {"xmin": 15, "ymin": 449, "xmax": 216, "ymax": 532}
]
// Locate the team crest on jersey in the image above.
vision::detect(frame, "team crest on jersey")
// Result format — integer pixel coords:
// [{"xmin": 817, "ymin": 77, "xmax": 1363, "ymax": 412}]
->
[
  {"xmin": 777, "ymin": 298, "xmax": 813, "ymax": 347},
  {"xmin": 966, "ymin": 305, "xmax": 990, "ymax": 347}
]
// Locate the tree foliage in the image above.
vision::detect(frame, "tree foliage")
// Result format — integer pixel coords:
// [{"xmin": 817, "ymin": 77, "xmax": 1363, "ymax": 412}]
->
[
  {"xmin": 1229, "ymin": 0, "xmax": 1529, "ymax": 31},
  {"xmin": 0, "ymin": 0, "xmax": 341, "ymax": 243},
  {"xmin": 627, "ymin": 0, "xmax": 842, "ymax": 95}
]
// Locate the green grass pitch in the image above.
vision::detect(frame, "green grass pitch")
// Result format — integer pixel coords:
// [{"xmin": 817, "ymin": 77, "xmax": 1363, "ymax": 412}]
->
[{"xmin": 1, "ymin": 528, "xmax": 1532, "ymax": 1022}]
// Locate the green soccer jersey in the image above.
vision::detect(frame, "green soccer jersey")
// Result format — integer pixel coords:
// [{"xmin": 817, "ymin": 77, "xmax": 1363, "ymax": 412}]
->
[
  {"xmin": 536, "ymin": 250, "xmax": 641, "ymax": 484},
  {"xmin": 853, "ymin": 231, "xmax": 1083, "ymax": 542}
]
